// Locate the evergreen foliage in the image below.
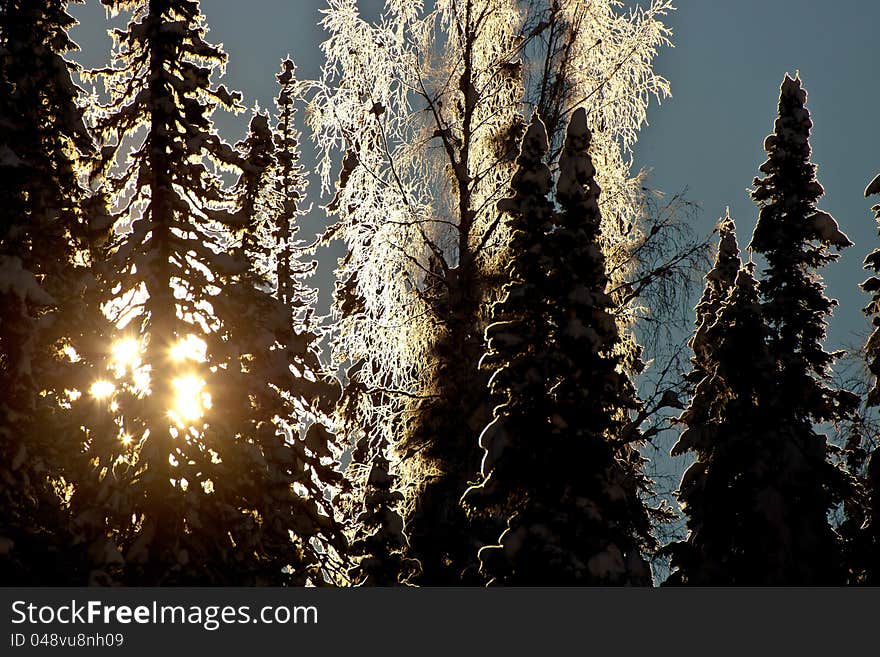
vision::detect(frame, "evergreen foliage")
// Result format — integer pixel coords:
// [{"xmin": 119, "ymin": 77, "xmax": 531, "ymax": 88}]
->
[
  {"xmin": 862, "ymin": 174, "xmax": 880, "ymax": 407},
  {"xmin": 465, "ymin": 110, "xmax": 653, "ymax": 585},
  {"xmin": 750, "ymin": 75, "xmax": 855, "ymax": 425},
  {"xmin": 854, "ymin": 173, "xmax": 880, "ymax": 582},
  {"xmin": 0, "ymin": 0, "xmax": 112, "ymax": 584},
  {"xmin": 666, "ymin": 262, "xmax": 787, "ymax": 584},
  {"xmin": 80, "ymin": 0, "xmax": 343, "ymax": 585},
  {"xmin": 346, "ymin": 427, "xmax": 419, "ymax": 586},
  {"xmin": 669, "ymin": 76, "xmax": 857, "ymax": 584},
  {"xmin": 5, "ymin": 2, "xmax": 880, "ymax": 590}
]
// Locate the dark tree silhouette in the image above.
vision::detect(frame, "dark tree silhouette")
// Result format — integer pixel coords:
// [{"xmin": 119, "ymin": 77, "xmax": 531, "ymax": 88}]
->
[
  {"xmin": 462, "ymin": 115, "xmax": 557, "ymax": 583},
  {"xmin": 747, "ymin": 75, "xmax": 857, "ymax": 583},
  {"xmin": 664, "ymin": 220, "xmax": 771, "ymax": 582},
  {"xmin": 80, "ymin": 0, "xmax": 344, "ymax": 585},
  {"xmin": 687, "ymin": 212, "xmax": 740, "ymax": 386},
  {"xmin": 465, "ymin": 110, "xmax": 653, "ymax": 585},
  {"xmin": 214, "ymin": 108, "xmax": 347, "ymax": 585},
  {"xmin": 668, "ymin": 75, "xmax": 856, "ymax": 584},
  {"xmin": 862, "ymin": 172, "xmax": 880, "ymax": 407},
  {"xmin": 0, "ymin": 0, "xmax": 114, "ymax": 584},
  {"xmin": 666, "ymin": 259, "xmax": 790, "ymax": 584},
  {"xmin": 853, "ymin": 172, "xmax": 880, "ymax": 582},
  {"xmin": 346, "ymin": 423, "xmax": 419, "ymax": 586}
]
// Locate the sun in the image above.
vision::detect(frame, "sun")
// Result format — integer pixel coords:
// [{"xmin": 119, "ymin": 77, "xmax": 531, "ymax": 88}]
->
[
  {"xmin": 170, "ymin": 334, "xmax": 207, "ymax": 363},
  {"xmin": 89, "ymin": 380, "xmax": 116, "ymax": 399},
  {"xmin": 169, "ymin": 374, "xmax": 212, "ymax": 426},
  {"xmin": 111, "ymin": 337, "xmax": 141, "ymax": 375}
]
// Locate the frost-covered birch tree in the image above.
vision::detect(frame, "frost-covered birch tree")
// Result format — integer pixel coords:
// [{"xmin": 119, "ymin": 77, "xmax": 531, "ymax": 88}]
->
[
  {"xmin": 79, "ymin": 0, "xmax": 344, "ymax": 585},
  {"xmin": 310, "ymin": 0, "xmax": 678, "ymax": 584}
]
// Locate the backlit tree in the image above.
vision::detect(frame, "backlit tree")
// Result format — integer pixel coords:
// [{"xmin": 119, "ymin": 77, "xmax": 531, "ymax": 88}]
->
[
  {"xmin": 310, "ymin": 0, "xmax": 678, "ymax": 584},
  {"xmin": 0, "ymin": 0, "xmax": 114, "ymax": 584},
  {"xmin": 80, "ymin": 0, "xmax": 344, "ymax": 585},
  {"xmin": 465, "ymin": 111, "xmax": 653, "ymax": 584}
]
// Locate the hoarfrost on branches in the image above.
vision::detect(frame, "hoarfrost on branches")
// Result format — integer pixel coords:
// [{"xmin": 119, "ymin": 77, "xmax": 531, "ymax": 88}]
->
[{"xmin": 310, "ymin": 0, "xmax": 674, "ymax": 460}]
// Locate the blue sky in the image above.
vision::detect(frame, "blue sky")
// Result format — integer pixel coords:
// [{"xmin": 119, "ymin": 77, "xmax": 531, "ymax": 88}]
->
[
  {"xmin": 633, "ymin": 0, "xmax": 880, "ymax": 351},
  {"xmin": 69, "ymin": 0, "xmax": 880, "ymax": 350}
]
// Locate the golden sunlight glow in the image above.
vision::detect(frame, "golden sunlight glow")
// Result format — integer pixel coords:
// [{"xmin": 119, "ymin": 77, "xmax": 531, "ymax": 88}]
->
[
  {"xmin": 169, "ymin": 375, "xmax": 211, "ymax": 426},
  {"xmin": 170, "ymin": 335, "xmax": 207, "ymax": 363},
  {"xmin": 111, "ymin": 337, "xmax": 141, "ymax": 375},
  {"xmin": 89, "ymin": 380, "xmax": 116, "ymax": 399},
  {"xmin": 121, "ymin": 433, "xmax": 133, "ymax": 445},
  {"xmin": 132, "ymin": 367, "xmax": 151, "ymax": 396}
]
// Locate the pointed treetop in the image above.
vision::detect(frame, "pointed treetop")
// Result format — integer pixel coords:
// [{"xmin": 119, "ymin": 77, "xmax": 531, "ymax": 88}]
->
[
  {"xmin": 689, "ymin": 211, "xmax": 742, "ymax": 376},
  {"xmin": 756, "ymin": 73, "xmax": 811, "ymax": 169},
  {"xmin": 248, "ymin": 111, "xmax": 271, "ymax": 135},
  {"xmin": 706, "ymin": 210, "xmax": 741, "ymax": 289},
  {"xmin": 556, "ymin": 107, "xmax": 600, "ymax": 213},
  {"xmin": 732, "ymin": 263, "xmax": 759, "ymax": 299},
  {"xmin": 750, "ymin": 74, "xmax": 852, "ymax": 254},
  {"xmin": 566, "ymin": 106, "xmax": 590, "ymax": 141},
  {"xmin": 278, "ymin": 58, "xmax": 296, "ymax": 85},
  {"xmin": 519, "ymin": 111, "xmax": 551, "ymax": 170},
  {"xmin": 497, "ymin": 112, "xmax": 552, "ymax": 213},
  {"xmin": 780, "ymin": 72, "xmax": 807, "ymax": 105}
]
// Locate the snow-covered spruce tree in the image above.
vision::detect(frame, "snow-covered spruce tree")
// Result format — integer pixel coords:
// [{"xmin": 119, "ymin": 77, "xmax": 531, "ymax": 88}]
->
[
  {"xmin": 270, "ymin": 58, "xmax": 317, "ymax": 326},
  {"xmin": 212, "ymin": 108, "xmax": 346, "ymax": 586},
  {"xmin": 346, "ymin": 426, "xmax": 420, "ymax": 586},
  {"xmin": 520, "ymin": 0, "xmax": 678, "ymax": 361},
  {"xmin": 665, "ymin": 262, "xmax": 801, "ymax": 584},
  {"xmin": 464, "ymin": 111, "xmax": 652, "ymax": 585},
  {"xmin": 462, "ymin": 115, "xmax": 556, "ymax": 582},
  {"xmin": 661, "ymin": 217, "xmax": 759, "ymax": 583},
  {"xmin": 543, "ymin": 108, "xmax": 654, "ymax": 584},
  {"xmin": 657, "ymin": 215, "xmax": 743, "ymax": 575},
  {"xmin": 718, "ymin": 73, "xmax": 855, "ymax": 583},
  {"xmin": 863, "ymin": 173, "xmax": 880, "ymax": 406},
  {"xmin": 686, "ymin": 212, "xmax": 740, "ymax": 386},
  {"xmin": 855, "ymin": 173, "xmax": 880, "ymax": 582},
  {"xmin": 311, "ymin": 0, "xmax": 676, "ymax": 584},
  {"xmin": 81, "ymin": 0, "xmax": 344, "ymax": 585},
  {"xmin": 0, "ymin": 0, "xmax": 116, "ymax": 584},
  {"xmin": 337, "ymin": 355, "xmax": 419, "ymax": 585}
]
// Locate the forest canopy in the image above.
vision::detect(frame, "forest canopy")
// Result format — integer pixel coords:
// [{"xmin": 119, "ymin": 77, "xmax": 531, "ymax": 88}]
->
[{"xmin": 1, "ymin": 0, "xmax": 879, "ymax": 586}]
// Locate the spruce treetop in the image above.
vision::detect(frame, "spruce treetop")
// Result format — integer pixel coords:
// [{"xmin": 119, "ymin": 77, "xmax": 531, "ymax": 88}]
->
[
  {"xmin": 749, "ymin": 73, "xmax": 856, "ymax": 423},
  {"xmin": 687, "ymin": 211, "xmax": 741, "ymax": 383}
]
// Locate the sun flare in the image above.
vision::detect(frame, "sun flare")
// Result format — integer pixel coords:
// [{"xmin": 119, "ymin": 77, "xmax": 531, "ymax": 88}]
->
[
  {"xmin": 111, "ymin": 337, "xmax": 141, "ymax": 374},
  {"xmin": 89, "ymin": 380, "xmax": 116, "ymax": 399},
  {"xmin": 170, "ymin": 335, "xmax": 207, "ymax": 363},
  {"xmin": 169, "ymin": 374, "xmax": 211, "ymax": 426}
]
